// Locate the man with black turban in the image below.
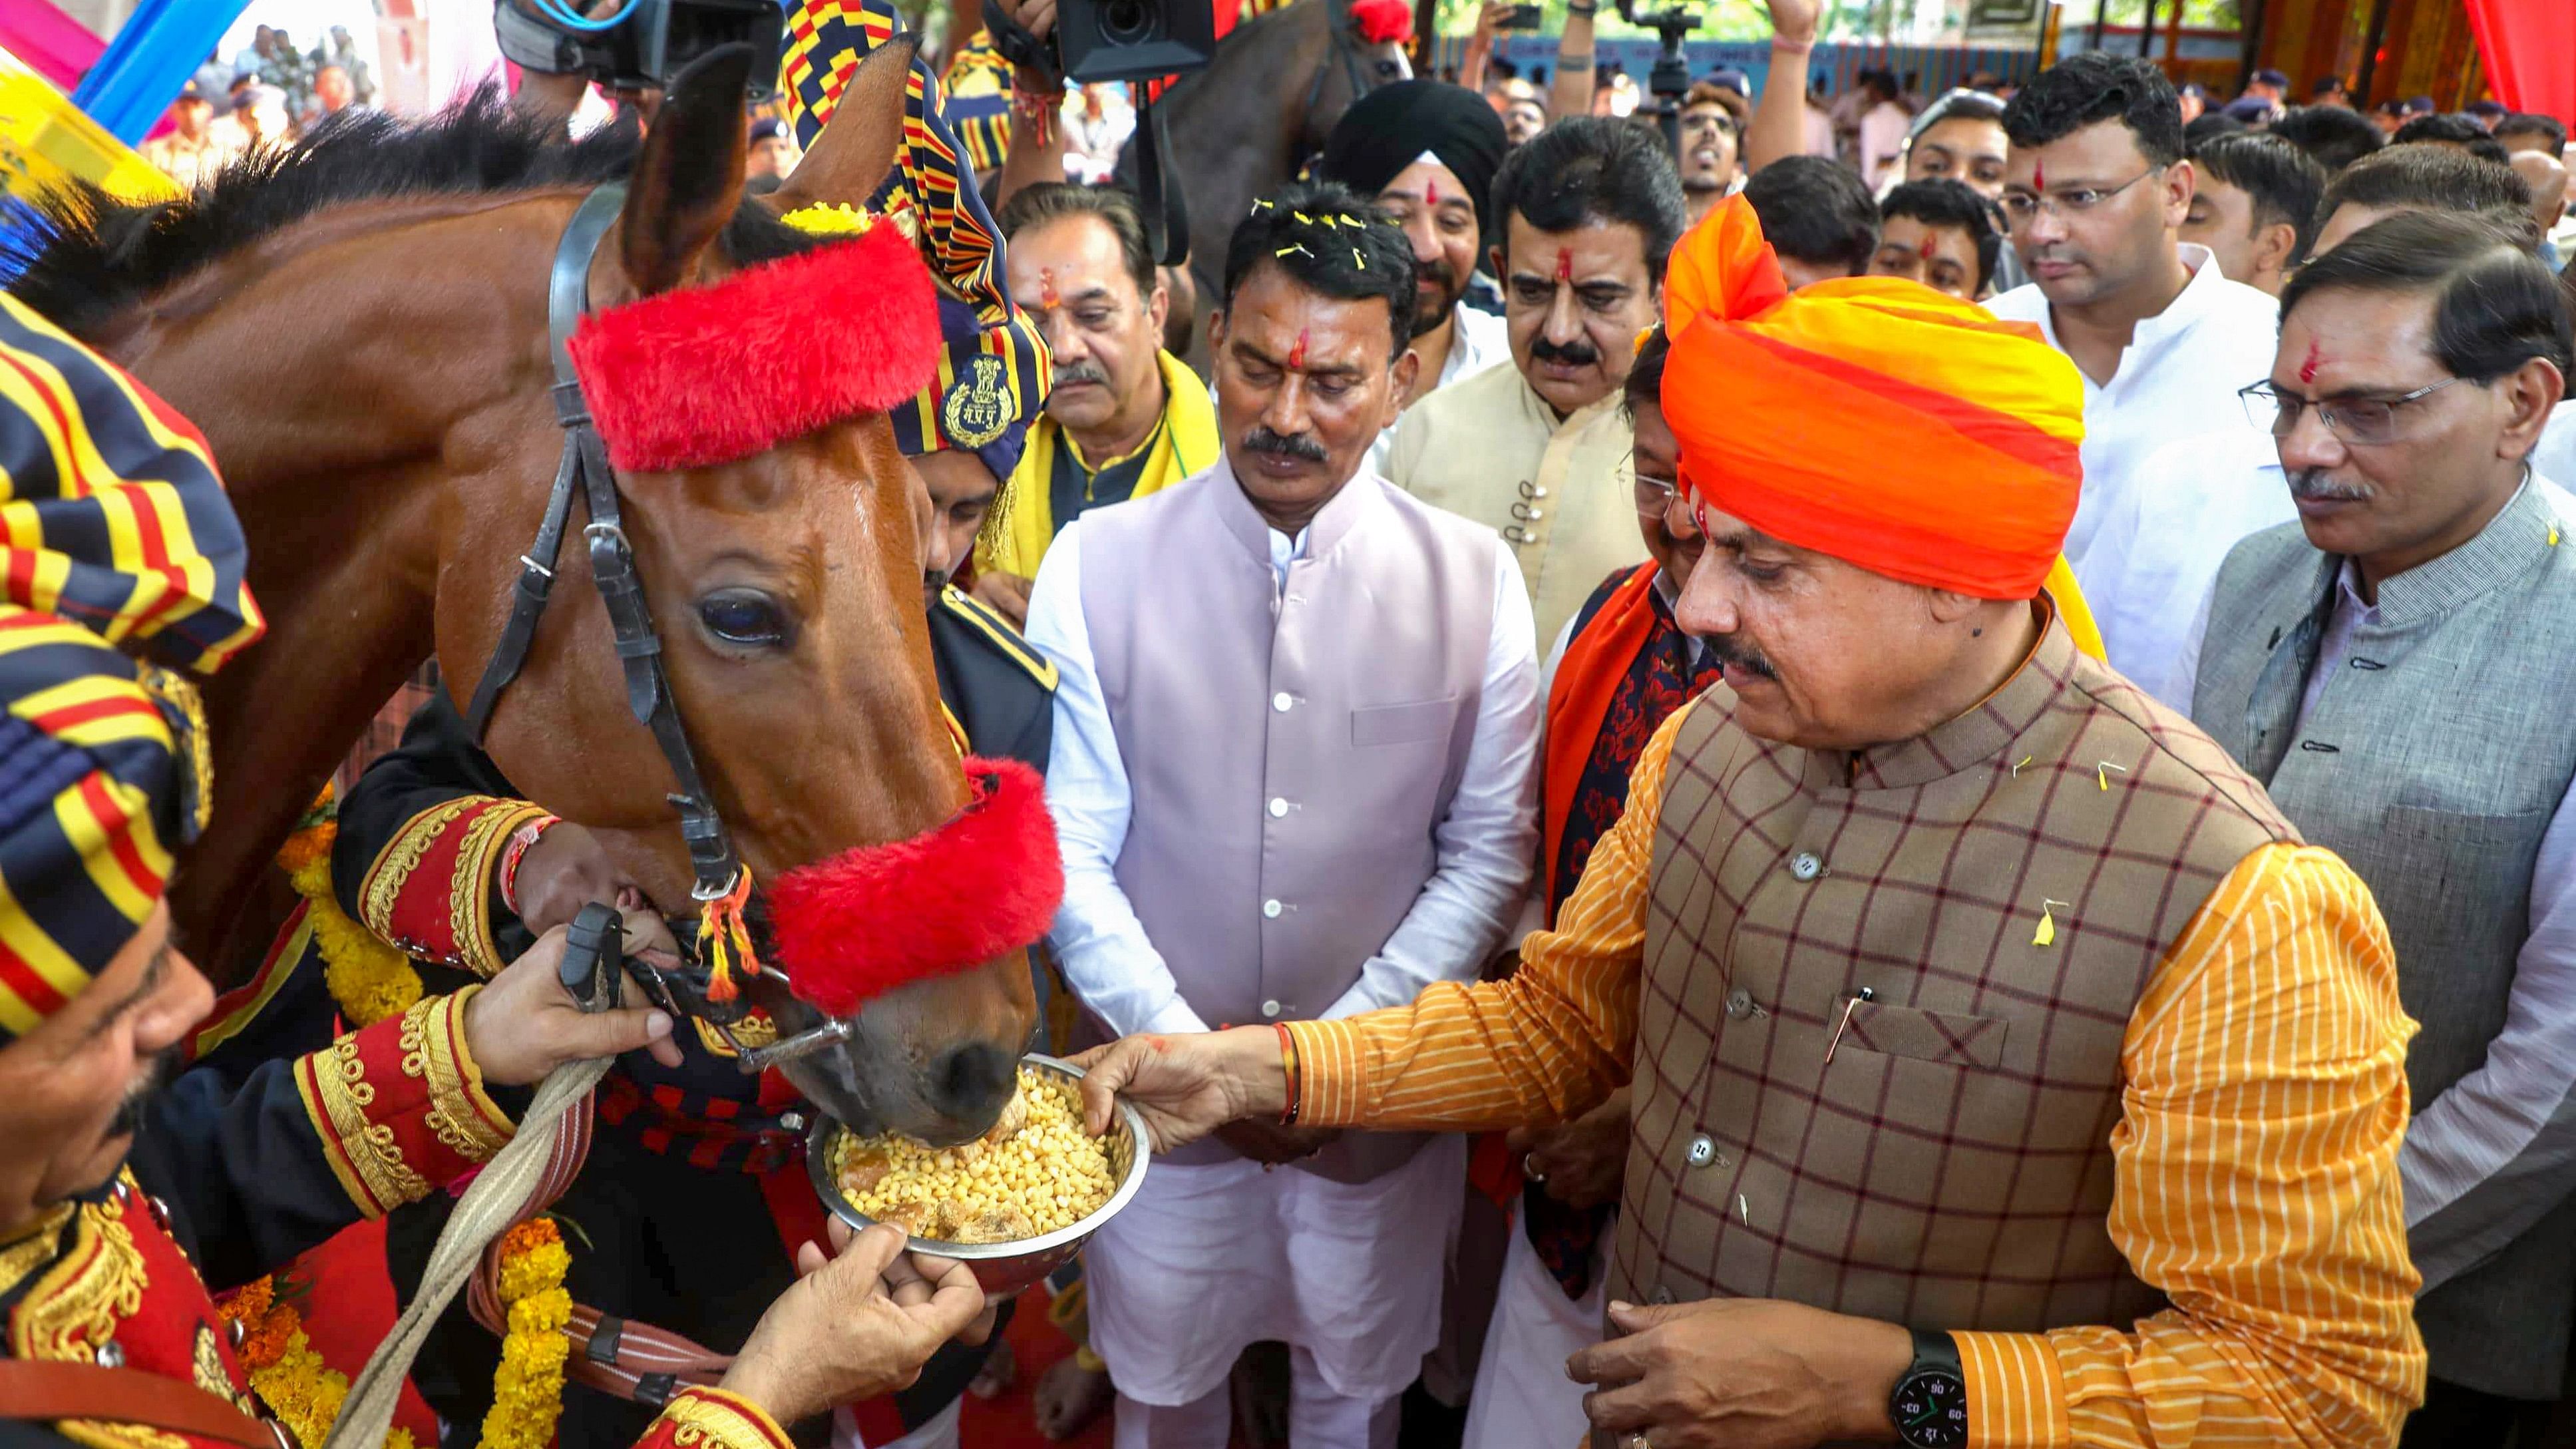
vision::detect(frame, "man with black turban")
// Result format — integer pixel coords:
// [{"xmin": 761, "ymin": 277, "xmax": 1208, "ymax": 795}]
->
[{"xmin": 1314, "ymin": 81, "xmax": 1513, "ymax": 433}]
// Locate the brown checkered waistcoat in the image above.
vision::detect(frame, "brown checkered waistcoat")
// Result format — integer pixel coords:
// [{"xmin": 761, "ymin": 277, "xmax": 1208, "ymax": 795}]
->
[{"xmin": 1610, "ymin": 620, "xmax": 2299, "ymax": 1331}]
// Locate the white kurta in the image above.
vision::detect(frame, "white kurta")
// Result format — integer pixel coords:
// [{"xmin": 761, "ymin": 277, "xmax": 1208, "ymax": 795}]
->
[
  {"xmin": 1459, "ymin": 1227, "xmax": 1605, "ymax": 1449},
  {"xmin": 1985, "ymin": 243, "xmax": 2281, "ymax": 569},
  {"xmin": 1022, "ymin": 478, "xmax": 1541, "ymax": 1412}
]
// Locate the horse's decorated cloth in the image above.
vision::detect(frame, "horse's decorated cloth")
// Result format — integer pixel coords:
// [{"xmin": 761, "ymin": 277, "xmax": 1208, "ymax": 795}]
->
[
  {"xmin": 0, "ymin": 294, "xmax": 264, "ymax": 1042},
  {"xmin": 563, "ymin": 221, "xmax": 940, "ymax": 472},
  {"xmin": 1661, "ymin": 194, "xmax": 2086, "ymax": 600},
  {"xmin": 777, "ymin": 0, "xmax": 1049, "ymax": 480},
  {"xmin": 768, "ymin": 755, "xmax": 1060, "ymax": 1016}
]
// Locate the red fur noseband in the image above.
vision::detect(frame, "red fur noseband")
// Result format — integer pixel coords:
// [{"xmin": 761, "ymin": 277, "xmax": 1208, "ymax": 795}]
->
[
  {"xmin": 766, "ymin": 757, "xmax": 1061, "ymax": 1018},
  {"xmin": 566, "ymin": 223, "xmax": 940, "ymax": 473}
]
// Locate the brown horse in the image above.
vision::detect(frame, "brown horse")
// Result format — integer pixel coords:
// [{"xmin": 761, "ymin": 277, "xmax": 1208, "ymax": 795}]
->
[
  {"xmin": 7, "ymin": 43, "xmax": 1033, "ymax": 1144},
  {"xmin": 1125, "ymin": 0, "xmax": 1410, "ymax": 369}
]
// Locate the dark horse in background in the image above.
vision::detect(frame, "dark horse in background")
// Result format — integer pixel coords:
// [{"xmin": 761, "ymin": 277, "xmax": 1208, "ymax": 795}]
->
[{"xmin": 1117, "ymin": 0, "xmax": 1410, "ymax": 371}]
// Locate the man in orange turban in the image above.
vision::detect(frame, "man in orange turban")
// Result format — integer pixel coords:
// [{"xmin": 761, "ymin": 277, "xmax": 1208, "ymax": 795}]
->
[{"xmin": 1073, "ymin": 198, "xmax": 2427, "ymax": 1449}]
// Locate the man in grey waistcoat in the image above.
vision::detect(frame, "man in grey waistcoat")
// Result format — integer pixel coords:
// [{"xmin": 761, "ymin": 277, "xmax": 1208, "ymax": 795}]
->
[
  {"xmin": 2181, "ymin": 210, "xmax": 2576, "ymax": 1448},
  {"xmin": 1021, "ymin": 181, "xmax": 1541, "ymax": 1448}
]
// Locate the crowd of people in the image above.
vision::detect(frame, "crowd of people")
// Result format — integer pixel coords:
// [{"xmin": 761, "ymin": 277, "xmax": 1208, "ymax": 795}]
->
[
  {"xmin": 23, "ymin": 3, "xmax": 2576, "ymax": 1449},
  {"xmin": 139, "ymin": 23, "xmax": 376, "ymax": 188}
]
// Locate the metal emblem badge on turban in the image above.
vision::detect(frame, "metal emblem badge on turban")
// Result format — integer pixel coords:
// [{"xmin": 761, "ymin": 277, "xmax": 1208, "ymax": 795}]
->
[{"xmin": 942, "ymin": 354, "xmax": 1015, "ymax": 449}]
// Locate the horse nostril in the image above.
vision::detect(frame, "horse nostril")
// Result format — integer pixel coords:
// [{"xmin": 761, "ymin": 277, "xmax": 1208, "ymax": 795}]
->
[{"xmin": 932, "ymin": 1042, "xmax": 1017, "ymax": 1126}]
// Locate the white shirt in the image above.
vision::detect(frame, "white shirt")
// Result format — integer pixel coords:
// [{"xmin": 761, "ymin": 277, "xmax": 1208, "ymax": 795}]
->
[
  {"xmin": 2169, "ymin": 482, "xmax": 2576, "ymax": 1292},
  {"xmin": 1025, "ymin": 480, "xmax": 1542, "ymax": 1039},
  {"xmin": 1984, "ymin": 243, "xmax": 2281, "ymax": 569},
  {"xmin": 2075, "ymin": 425, "xmax": 2290, "ymax": 707},
  {"xmin": 2537, "ymin": 403, "xmax": 2576, "ymax": 490}
]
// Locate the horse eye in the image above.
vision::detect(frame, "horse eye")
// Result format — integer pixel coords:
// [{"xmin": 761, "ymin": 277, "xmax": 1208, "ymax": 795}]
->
[
  {"xmin": 1378, "ymin": 59, "xmax": 1403, "ymax": 79},
  {"xmin": 697, "ymin": 589, "xmax": 789, "ymax": 648}
]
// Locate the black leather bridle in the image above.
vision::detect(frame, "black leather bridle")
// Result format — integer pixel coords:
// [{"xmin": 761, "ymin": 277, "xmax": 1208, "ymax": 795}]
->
[{"xmin": 460, "ymin": 181, "xmax": 753, "ymax": 1028}]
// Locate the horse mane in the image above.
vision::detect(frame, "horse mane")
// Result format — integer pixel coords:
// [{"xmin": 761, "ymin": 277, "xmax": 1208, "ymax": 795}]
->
[{"xmin": 7, "ymin": 86, "xmax": 815, "ymax": 343}]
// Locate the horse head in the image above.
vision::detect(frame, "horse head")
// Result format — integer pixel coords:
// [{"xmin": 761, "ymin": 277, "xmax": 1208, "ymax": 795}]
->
[{"xmin": 455, "ymin": 43, "xmax": 1039, "ymax": 1143}]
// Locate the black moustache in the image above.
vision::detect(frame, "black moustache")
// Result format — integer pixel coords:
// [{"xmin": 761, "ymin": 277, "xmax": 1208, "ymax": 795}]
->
[
  {"xmin": 1706, "ymin": 634, "xmax": 1779, "ymax": 681},
  {"xmin": 108, "ymin": 1046, "xmax": 182, "ymax": 1137},
  {"xmin": 1242, "ymin": 427, "xmax": 1328, "ymax": 462},
  {"xmin": 1531, "ymin": 336, "xmax": 1601, "ymax": 367}
]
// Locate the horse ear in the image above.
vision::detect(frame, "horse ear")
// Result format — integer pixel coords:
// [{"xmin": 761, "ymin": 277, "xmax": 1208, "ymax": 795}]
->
[
  {"xmin": 767, "ymin": 36, "xmax": 916, "ymax": 215},
  {"xmin": 616, "ymin": 42, "xmax": 755, "ymax": 298}
]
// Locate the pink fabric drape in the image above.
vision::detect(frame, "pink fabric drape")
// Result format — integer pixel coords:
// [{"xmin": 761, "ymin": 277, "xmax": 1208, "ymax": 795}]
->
[
  {"xmin": 0, "ymin": 0, "xmax": 104, "ymax": 93},
  {"xmin": 2466, "ymin": 0, "xmax": 2575, "ymax": 124}
]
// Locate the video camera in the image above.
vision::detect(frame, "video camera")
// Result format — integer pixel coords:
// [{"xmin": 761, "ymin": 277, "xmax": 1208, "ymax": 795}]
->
[
  {"xmin": 980, "ymin": 0, "xmax": 1215, "ymax": 87},
  {"xmin": 494, "ymin": 0, "xmax": 787, "ymax": 101}
]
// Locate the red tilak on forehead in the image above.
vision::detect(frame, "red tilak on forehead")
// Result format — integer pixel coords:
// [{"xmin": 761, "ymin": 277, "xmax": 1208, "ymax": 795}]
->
[
  {"xmin": 1425, "ymin": 178, "xmax": 1441, "ymax": 206},
  {"xmin": 1920, "ymin": 236, "xmax": 1938, "ymax": 259},
  {"xmin": 2032, "ymin": 161, "xmax": 2045, "ymax": 189},
  {"xmin": 1039, "ymin": 266, "xmax": 1061, "ymax": 309},
  {"xmin": 1556, "ymin": 248, "xmax": 1574, "ymax": 284},
  {"xmin": 2299, "ymin": 341, "xmax": 2323, "ymax": 384},
  {"xmin": 1288, "ymin": 328, "xmax": 1310, "ymax": 369}
]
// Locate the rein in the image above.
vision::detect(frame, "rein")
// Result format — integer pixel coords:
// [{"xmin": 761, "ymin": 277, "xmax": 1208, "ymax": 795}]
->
[
  {"xmin": 460, "ymin": 182, "xmax": 758, "ymax": 1028},
  {"xmin": 1300, "ymin": 0, "xmax": 1371, "ymax": 159}
]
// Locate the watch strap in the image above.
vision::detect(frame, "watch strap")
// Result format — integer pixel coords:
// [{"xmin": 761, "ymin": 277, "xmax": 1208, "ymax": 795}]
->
[{"xmin": 1908, "ymin": 1325, "xmax": 1963, "ymax": 1377}]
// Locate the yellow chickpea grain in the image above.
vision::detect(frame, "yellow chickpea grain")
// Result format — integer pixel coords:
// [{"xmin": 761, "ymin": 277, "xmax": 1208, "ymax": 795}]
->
[{"xmin": 831, "ymin": 1068, "xmax": 1119, "ymax": 1245}]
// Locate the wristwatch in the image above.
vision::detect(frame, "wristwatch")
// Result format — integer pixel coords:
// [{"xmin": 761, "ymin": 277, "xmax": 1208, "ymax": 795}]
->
[{"xmin": 1886, "ymin": 1327, "xmax": 1968, "ymax": 1449}]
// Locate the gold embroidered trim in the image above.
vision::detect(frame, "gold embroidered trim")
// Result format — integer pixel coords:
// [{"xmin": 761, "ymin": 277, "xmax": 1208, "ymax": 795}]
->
[
  {"xmin": 403, "ymin": 988, "xmax": 512, "ymax": 1163},
  {"xmin": 7, "ymin": 1182, "xmax": 179, "ymax": 1449},
  {"xmin": 191, "ymin": 1323, "xmax": 234, "ymax": 1400},
  {"xmin": 449, "ymin": 803, "xmax": 548, "ymax": 976},
  {"xmin": 657, "ymin": 1390, "xmax": 789, "ymax": 1449},
  {"xmin": 359, "ymin": 798, "xmax": 477, "ymax": 942},
  {"xmin": 309, "ymin": 1031, "xmax": 430, "ymax": 1213},
  {"xmin": 0, "ymin": 1202, "xmax": 74, "ymax": 1300},
  {"xmin": 9, "ymin": 1187, "xmax": 144, "ymax": 1363}
]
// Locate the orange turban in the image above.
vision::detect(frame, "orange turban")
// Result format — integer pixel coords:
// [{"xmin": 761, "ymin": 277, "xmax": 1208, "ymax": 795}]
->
[{"xmin": 1660, "ymin": 195, "xmax": 2085, "ymax": 600}]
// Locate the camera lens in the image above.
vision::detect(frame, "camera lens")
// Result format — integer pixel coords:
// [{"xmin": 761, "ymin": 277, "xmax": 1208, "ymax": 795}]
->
[{"xmin": 1100, "ymin": 0, "xmax": 1155, "ymax": 45}]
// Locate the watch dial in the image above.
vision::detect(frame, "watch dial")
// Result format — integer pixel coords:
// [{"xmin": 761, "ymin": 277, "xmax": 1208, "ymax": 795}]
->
[{"xmin": 1892, "ymin": 1369, "xmax": 1968, "ymax": 1449}]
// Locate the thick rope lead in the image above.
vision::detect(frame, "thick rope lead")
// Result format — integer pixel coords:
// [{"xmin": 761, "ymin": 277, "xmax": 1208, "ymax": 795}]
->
[{"xmin": 321, "ymin": 1058, "xmax": 615, "ymax": 1449}]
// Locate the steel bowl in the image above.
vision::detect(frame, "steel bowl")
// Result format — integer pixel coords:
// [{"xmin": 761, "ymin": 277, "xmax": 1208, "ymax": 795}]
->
[{"xmin": 805, "ymin": 1052, "xmax": 1150, "ymax": 1297}]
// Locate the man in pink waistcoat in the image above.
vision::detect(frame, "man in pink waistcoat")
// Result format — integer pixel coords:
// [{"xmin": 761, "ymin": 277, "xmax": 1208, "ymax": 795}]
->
[{"xmin": 1021, "ymin": 182, "xmax": 1544, "ymax": 1448}]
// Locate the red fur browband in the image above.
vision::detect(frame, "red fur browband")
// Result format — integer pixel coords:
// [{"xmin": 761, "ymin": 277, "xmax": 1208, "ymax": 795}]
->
[
  {"xmin": 566, "ymin": 223, "xmax": 940, "ymax": 473},
  {"xmin": 1350, "ymin": 0, "xmax": 1415, "ymax": 46},
  {"xmin": 766, "ymin": 757, "xmax": 1062, "ymax": 1018}
]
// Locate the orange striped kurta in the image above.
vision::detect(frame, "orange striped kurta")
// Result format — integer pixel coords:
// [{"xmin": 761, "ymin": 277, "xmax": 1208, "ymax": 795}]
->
[{"xmin": 1288, "ymin": 707, "xmax": 2427, "ymax": 1448}]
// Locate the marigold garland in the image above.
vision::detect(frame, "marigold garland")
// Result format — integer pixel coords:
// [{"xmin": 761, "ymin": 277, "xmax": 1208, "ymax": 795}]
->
[
  {"xmin": 214, "ymin": 1275, "xmax": 417, "ymax": 1449},
  {"xmin": 279, "ymin": 794, "xmax": 423, "ymax": 1028},
  {"xmin": 479, "ymin": 1218, "xmax": 574, "ymax": 1449}
]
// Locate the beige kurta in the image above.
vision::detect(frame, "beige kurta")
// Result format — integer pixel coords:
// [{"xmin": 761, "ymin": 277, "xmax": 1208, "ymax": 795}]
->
[{"xmin": 1385, "ymin": 363, "xmax": 1643, "ymax": 648}]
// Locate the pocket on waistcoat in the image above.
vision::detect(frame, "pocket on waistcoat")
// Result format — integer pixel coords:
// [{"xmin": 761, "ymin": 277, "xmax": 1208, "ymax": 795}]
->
[
  {"xmin": 1838, "ymin": 1001, "xmax": 2008, "ymax": 1071},
  {"xmin": 1351, "ymin": 696, "xmax": 1459, "ymax": 747}
]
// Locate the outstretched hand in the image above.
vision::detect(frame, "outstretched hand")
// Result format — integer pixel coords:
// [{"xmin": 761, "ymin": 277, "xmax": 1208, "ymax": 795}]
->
[
  {"xmin": 1070, "ymin": 1028, "xmax": 1289, "ymax": 1153},
  {"xmin": 721, "ymin": 1223, "xmax": 990, "ymax": 1426}
]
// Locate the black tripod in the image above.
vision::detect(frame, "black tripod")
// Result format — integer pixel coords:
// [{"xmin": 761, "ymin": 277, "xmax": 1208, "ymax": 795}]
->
[{"xmin": 1615, "ymin": 0, "xmax": 1702, "ymax": 159}]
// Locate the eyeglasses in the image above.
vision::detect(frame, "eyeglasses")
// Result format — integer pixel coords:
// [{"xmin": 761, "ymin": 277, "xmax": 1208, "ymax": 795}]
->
[
  {"xmin": 1998, "ymin": 168, "xmax": 2156, "ymax": 226},
  {"xmin": 2237, "ymin": 376, "xmax": 2471, "ymax": 447},
  {"xmin": 1633, "ymin": 471, "xmax": 1680, "ymax": 520}
]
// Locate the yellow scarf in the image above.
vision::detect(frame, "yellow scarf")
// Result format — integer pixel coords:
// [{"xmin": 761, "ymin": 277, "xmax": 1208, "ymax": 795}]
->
[{"xmin": 979, "ymin": 349, "xmax": 1219, "ymax": 580}]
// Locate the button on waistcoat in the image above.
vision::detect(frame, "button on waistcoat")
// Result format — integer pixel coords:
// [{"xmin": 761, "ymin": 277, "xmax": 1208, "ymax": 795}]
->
[
  {"xmin": 1077, "ymin": 464, "xmax": 1498, "ymax": 1181},
  {"xmin": 1612, "ymin": 621, "xmax": 2295, "ymax": 1335}
]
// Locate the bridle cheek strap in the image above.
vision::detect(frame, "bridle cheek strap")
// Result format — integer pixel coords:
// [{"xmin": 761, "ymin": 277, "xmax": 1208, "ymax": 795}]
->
[
  {"xmin": 765, "ymin": 757, "xmax": 1062, "ymax": 1018},
  {"xmin": 565, "ymin": 222, "xmax": 939, "ymax": 473}
]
